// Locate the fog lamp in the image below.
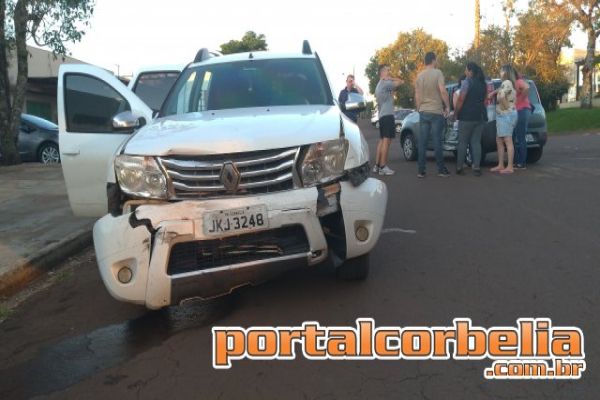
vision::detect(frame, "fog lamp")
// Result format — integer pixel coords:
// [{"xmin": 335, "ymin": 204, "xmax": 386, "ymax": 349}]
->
[
  {"xmin": 355, "ymin": 226, "xmax": 369, "ymax": 242},
  {"xmin": 117, "ymin": 267, "xmax": 133, "ymax": 284}
]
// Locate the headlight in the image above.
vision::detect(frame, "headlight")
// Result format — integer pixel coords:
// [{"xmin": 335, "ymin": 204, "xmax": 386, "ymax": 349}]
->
[
  {"xmin": 114, "ymin": 155, "xmax": 167, "ymax": 199},
  {"xmin": 300, "ymin": 138, "xmax": 348, "ymax": 187}
]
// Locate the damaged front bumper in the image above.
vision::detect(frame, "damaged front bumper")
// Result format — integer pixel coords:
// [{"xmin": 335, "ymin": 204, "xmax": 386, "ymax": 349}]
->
[{"xmin": 93, "ymin": 179, "xmax": 387, "ymax": 309}]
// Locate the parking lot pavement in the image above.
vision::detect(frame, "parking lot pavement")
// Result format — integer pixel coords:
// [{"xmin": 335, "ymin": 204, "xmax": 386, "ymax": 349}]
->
[
  {"xmin": 1, "ymin": 123, "xmax": 599, "ymax": 399},
  {"xmin": 0, "ymin": 163, "xmax": 94, "ymax": 293}
]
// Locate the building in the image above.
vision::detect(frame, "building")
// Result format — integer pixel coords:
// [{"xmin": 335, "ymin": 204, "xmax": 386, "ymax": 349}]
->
[
  {"xmin": 7, "ymin": 46, "xmax": 87, "ymax": 122},
  {"xmin": 560, "ymin": 48, "xmax": 600, "ymax": 103}
]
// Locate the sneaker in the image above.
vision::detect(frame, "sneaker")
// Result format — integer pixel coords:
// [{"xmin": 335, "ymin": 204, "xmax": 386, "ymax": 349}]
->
[
  {"xmin": 378, "ymin": 165, "xmax": 395, "ymax": 176},
  {"xmin": 473, "ymin": 169, "xmax": 482, "ymax": 177},
  {"xmin": 456, "ymin": 168, "xmax": 465, "ymax": 175},
  {"xmin": 437, "ymin": 167, "xmax": 450, "ymax": 178},
  {"xmin": 417, "ymin": 171, "xmax": 426, "ymax": 179},
  {"xmin": 372, "ymin": 165, "xmax": 379, "ymax": 174},
  {"xmin": 514, "ymin": 164, "xmax": 527, "ymax": 170}
]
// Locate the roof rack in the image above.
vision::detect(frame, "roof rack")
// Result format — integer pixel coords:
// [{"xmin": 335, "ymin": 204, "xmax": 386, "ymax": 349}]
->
[
  {"xmin": 302, "ymin": 40, "xmax": 312, "ymax": 55},
  {"xmin": 194, "ymin": 48, "xmax": 221, "ymax": 63}
]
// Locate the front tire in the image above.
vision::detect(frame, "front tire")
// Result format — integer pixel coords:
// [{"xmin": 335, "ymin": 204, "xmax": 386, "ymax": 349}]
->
[
  {"xmin": 527, "ymin": 147, "xmax": 543, "ymax": 164},
  {"xmin": 38, "ymin": 142, "xmax": 60, "ymax": 164},
  {"xmin": 401, "ymin": 132, "xmax": 417, "ymax": 161},
  {"xmin": 336, "ymin": 253, "xmax": 370, "ymax": 281}
]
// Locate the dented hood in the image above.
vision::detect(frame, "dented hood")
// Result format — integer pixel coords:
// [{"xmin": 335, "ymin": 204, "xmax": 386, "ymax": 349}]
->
[{"xmin": 124, "ymin": 105, "xmax": 342, "ymax": 156}]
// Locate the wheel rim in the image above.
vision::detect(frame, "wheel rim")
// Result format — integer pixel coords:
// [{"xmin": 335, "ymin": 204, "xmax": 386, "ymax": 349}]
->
[
  {"xmin": 403, "ymin": 137, "xmax": 414, "ymax": 159},
  {"xmin": 395, "ymin": 124, "xmax": 402, "ymax": 133},
  {"xmin": 41, "ymin": 146, "xmax": 60, "ymax": 164}
]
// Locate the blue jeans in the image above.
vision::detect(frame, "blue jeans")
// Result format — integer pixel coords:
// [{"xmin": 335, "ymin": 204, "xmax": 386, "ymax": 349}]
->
[
  {"xmin": 514, "ymin": 108, "xmax": 531, "ymax": 165},
  {"xmin": 418, "ymin": 112, "xmax": 446, "ymax": 173}
]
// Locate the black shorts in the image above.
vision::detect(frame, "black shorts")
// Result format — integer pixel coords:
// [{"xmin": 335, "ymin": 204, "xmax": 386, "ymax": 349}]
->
[{"xmin": 379, "ymin": 115, "xmax": 395, "ymax": 139}]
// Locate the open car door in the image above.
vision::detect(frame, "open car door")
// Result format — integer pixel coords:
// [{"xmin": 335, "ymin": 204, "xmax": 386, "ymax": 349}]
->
[{"xmin": 58, "ymin": 64, "xmax": 153, "ymax": 217}]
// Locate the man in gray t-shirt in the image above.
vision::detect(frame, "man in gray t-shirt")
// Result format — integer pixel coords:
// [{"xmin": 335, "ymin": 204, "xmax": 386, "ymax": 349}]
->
[{"xmin": 374, "ymin": 64, "xmax": 403, "ymax": 176}]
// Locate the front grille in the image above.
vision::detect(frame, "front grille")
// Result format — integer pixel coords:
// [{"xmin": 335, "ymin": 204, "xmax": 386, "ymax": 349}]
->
[
  {"xmin": 167, "ymin": 225, "xmax": 309, "ymax": 276},
  {"xmin": 158, "ymin": 147, "xmax": 299, "ymax": 199}
]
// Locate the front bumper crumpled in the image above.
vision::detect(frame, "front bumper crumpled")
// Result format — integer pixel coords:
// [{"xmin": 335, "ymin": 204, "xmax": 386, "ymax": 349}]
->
[{"xmin": 93, "ymin": 178, "xmax": 387, "ymax": 309}]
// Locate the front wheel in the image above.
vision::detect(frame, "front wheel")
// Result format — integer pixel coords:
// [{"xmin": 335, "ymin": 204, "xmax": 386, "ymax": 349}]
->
[
  {"xmin": 527, "ymin": 147, "xmax": 543, "ymax": 164},
  {"xmin": 38, "ymin": 143, "xmax": 60, "ymax": 164},
  {"xmin": 336, "ymin": 253, "xmax": 370, "ymax": 281},
  {"xmin": 401, "ymin": 133, "xmax": 417, "ymax": 161}
]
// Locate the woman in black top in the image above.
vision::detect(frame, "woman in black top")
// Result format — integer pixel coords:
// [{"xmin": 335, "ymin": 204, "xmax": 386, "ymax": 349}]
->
[{"xmin": 454, "ymin": 62, "xmax": 487, "ymax": 176}]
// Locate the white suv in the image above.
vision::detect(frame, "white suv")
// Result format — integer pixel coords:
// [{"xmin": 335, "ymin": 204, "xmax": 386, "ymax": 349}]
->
[{"xmin": 57, "ymin": 44, "xmax": 388, "ymax": 309}]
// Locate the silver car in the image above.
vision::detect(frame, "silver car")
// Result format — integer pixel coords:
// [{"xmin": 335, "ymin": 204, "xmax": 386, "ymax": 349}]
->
[
  {"xmin": 0, "ymin": 114, "xmax": 60, "ymax": 164},
  {"xmin": 399, "ymin": 80, "xmax": 547, "ymax": 165},
  {"xmin": 371, "ymin": 108, "xmax": 414, "ymax": 133}
]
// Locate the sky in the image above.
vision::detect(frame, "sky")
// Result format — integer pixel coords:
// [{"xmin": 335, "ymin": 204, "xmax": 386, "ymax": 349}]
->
[{"xmin": 51, "ymin": 0, "xmax": 590, "ymax": 96}]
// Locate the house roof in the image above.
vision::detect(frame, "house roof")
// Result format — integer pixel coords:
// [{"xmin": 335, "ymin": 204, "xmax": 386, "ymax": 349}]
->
[{"xmin": 7, "ymin": 45, "xmax": 88, "ymax": 84}]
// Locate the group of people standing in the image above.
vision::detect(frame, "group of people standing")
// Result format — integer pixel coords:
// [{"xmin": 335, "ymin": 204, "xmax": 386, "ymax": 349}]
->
[
  {"xmin": 414, "ymin": 51, "xmax": 532, "ymax": 178},
  {"xmin": 340, "ymin": 51, "xmax": 533, "ymax": 178}
]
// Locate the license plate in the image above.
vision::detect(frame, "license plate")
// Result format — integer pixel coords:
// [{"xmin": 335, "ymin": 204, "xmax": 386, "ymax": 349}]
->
[
  {"xmin": 203, "ymin": 205, "xmax": 268, "ymax": 236},
  {"xmin": 526, "ymin": 134, "xmax": 535, "ymax": 143}
]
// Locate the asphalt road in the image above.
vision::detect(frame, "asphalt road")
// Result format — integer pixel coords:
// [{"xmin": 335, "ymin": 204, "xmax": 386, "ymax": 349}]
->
[{"xmin": 1, "ymin": 121, "xmax": 599, "ymax": 399}]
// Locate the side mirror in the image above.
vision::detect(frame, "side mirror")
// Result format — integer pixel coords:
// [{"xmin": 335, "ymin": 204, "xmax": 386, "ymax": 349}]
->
[
  {"xmin": 345, "ymin": 93, "xmax": 367, "ymax": 112},
  {"xmin": 112, "ymin": 111, "xmax": 142, "ymax": 133}
]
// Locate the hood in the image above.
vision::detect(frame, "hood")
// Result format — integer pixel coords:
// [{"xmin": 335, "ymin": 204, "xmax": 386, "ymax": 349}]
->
[{"xmin": 124, "ymin": 105, "xmax": 342, "ymax": 156}]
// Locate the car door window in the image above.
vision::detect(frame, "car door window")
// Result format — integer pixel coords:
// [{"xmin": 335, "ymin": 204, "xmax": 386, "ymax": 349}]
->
[
  {"xmin": 65, "ymin": 74, "xmax": 131, "ymax": 133},
  {"xmin": 132, "ymin": 71, "xmax": 180, "ymax": 112}
]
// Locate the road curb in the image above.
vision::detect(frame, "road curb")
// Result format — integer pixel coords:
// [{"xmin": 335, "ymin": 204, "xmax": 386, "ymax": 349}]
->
[{"xmin": 0, "ymin": 227, "xmax": 93, "ymax": 298}]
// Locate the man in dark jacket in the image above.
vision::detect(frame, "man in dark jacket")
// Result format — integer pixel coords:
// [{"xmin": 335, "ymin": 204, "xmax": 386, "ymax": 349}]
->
[{"xmin": 338, "ymin": 74, "xmax": 364, "ymax": 123}]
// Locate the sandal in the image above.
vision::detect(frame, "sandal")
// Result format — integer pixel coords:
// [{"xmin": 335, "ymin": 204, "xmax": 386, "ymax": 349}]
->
[
  {"xmin": 500, "ymin": 168, "xmax": 514, "ymax": 174},
  {"xmin": 490, "ymin": 165, "xmax": 503, "ymax": 172}
]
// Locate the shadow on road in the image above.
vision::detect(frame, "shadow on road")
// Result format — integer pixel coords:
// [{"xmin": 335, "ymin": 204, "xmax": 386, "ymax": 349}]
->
[{"xmin": 0, "ymin": 295, "xmax": 237, "ymax": 399}]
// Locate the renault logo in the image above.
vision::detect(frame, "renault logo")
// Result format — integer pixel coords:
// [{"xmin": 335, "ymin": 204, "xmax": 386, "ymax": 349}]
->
[{"xmin": 220, "ymin": 162, "xmax": 241, "ymax": 192}]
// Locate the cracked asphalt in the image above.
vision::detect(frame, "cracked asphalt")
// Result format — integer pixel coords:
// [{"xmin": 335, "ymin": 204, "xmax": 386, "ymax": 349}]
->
[{"xmin": 1, "ymin": 121, "xmax": 599, "ymax": 399}]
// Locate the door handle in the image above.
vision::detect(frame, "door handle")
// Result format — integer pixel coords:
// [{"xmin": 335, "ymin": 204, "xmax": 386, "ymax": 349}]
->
[{"xmin": 61, "ymin": 149, "xmax": 80, "ymax": 156}]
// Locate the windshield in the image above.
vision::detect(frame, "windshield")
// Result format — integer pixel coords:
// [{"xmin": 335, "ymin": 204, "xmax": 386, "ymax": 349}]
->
[
  {"xmin": 527, "ymin": 81, "xmax": 541, "ymax": 105},
  {"xmin": 21, "ymin": 114, "xmax": 58, "ymax": 130},
  {"xmin": 160, "ymin": 58, "xmax": 332, "ymax": 116}
]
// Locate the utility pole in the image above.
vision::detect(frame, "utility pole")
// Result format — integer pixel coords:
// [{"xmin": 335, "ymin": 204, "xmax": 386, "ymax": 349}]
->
[
  {"xmin": 504, "ymin": 0, "xmax": 515, "ymax": 34},
  {"xmin": 474, "ymin": 0, "xmax": 481, "ymax": 49}
]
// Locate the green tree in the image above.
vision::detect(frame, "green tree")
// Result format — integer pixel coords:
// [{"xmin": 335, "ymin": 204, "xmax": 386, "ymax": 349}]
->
[
  {"xmin": 466, "ymin": 25, "xmax": 513, "ymax": 77},
  {"xmin": 366, "ymin": 29, "xmax": 450, "ymax": 107},
  {"xmin": 364, "ymin": 54, "xmax": 380, "ymax": 95},
  {"xmin": 0, "ymin": 0, "xmax": 94, "ymax": 165},
  {"xmin": 513, "ymin": 0, "xmax": 572, "ymax": 109},
  {"xmin": 514, "ymin": 1, "xmax": 572, "ymax": 81},
  {"xmin": 220, "ymin": 31, "xmax": 268, "ymax": 55},
  {"xmin": 443, "ymin": 49, "xmax": 469, "ymax": 83},
  {"xmin": 550, "ymin": 0, "xmax": 599, "ymax": 108}
]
